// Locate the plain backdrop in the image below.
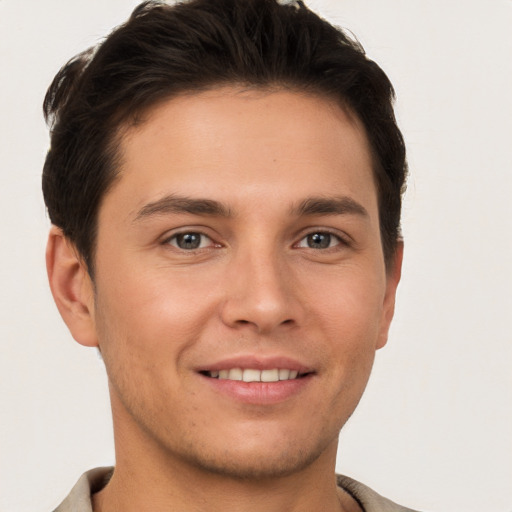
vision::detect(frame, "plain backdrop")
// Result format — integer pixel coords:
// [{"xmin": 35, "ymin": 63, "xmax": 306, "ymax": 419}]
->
[{"xmin": 1, "ymin": 1, "xmax": 511, "ymax": 511}]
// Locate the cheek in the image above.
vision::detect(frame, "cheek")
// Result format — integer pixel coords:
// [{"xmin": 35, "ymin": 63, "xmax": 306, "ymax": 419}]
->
[
  {"xmin": 309, "ymin": 265, "xmax": 386, "ymax": 341},
  {"xmin": 306, "ymin": 265, "xmax": 386, "ymax": 405},
  {"xmin": 95, "ymin": 262, "xmax": 217, "ymax": 339}
]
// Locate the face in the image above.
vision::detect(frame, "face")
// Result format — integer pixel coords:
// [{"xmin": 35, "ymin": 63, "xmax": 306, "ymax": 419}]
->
[{"xmin": 83, "ymin": 88, "xmax": 400, "ymax": 479}]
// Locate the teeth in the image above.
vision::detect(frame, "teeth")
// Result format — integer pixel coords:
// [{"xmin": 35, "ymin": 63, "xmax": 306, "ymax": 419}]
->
[
  {"xmin": 243, "ymin": 369, "xmax": 261, "ymax": 382},
  {"xmin": 228, "ymin": 368, "xmax": 243, "ymax": 381},
  {"xmin": 279, "ymin": 369, "xmax": 290, "ymax": 380},
  {"xmin": 261, "ymin": 369, "xmax": 279, "ymax": 382},
  {"xmin": 211, "ymin": 368, "xmax": 302, "ymax": 382}
]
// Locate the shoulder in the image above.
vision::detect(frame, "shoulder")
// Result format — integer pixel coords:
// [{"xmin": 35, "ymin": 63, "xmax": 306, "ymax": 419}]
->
[
  {"xmin": 337, "ymin": 474, "xmax": 422, "ymax": 512},
  {"xmin": 53, "ymin": 468, "xmax": 421, "ymax": 512},
  {"xmin": 52, "ymin": 467, "xmax": 113, "ymax": 512}
]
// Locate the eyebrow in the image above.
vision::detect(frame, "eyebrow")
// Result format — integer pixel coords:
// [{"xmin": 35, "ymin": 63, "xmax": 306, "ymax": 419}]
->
[
  {"xmin": 133, "ymin": 194, "xmax": 368, "ymax": 223},
  {"xmin": 292, "ymin": 196, "xmax": 369, "ymax": 218},
  {"xmin": 134, "ymin": 194, "xmax": 231, "ymax": 222}
]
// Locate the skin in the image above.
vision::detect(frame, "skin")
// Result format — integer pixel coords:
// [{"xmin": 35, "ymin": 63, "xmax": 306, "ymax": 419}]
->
[{"xmin": 47, "ymin": 87, "xmax": 402, "ymax": 512}]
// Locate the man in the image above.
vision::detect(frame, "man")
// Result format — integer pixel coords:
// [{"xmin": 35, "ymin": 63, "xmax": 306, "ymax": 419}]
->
[{"xmin": 44, "ymin": 0, "xmax": 414, "ymax": 510}]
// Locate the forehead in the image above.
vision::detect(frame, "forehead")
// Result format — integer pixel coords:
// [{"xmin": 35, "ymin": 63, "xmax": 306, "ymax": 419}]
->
[{"xmin": 110, "ymin": 87, "xmax": 377, "ymax": 219}]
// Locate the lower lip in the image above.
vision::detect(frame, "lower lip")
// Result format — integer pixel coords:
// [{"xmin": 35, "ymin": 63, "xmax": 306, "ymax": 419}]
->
[{"xmin": 201, "ymin": 374, "xmax": 313, "ymax": 405}]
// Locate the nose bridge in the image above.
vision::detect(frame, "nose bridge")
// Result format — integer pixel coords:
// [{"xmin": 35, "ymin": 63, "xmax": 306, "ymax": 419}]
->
[{"xmin": 220, "ymin": 237, "xmax": 299, "ymax": 333}]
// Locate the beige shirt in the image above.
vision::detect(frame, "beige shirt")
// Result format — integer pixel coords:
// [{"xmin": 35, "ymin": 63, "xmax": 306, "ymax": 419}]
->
[{"xmin": 53, "ymin": 467, "xmax": 420, "ymax": 512}]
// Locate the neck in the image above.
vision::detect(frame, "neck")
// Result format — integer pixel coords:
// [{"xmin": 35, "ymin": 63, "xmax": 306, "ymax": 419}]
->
[
  {"xmin": 93, "ymin": 463, "xmax": 353, "ymax": 512},
  {"xmin": 93, "ymin": 391, "xmax": 362, "ymax": 512},
  {"xmin": 92, "ymin": 429, "xmax": 360, "ymax": 512}
]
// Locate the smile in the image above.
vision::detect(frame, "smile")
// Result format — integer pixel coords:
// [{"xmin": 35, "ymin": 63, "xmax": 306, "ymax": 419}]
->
[{"xmin": 203, "ymin": 368, "xmax": 305, "ymax": 382}]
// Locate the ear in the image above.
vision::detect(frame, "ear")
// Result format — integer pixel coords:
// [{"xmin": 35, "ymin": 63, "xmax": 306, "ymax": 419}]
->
[
  {"xmin": 46, "ymin": 226, "xmax": 98, "ymax": 347},
  {"xmin": 376, "ymin": 241, "xmax": 404, "ymax": 350}
]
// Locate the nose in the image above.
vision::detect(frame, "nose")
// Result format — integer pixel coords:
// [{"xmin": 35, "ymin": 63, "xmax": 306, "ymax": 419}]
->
[{"xmin": 219, "ymin": 249, "xmax": 302, "ymax": 335}]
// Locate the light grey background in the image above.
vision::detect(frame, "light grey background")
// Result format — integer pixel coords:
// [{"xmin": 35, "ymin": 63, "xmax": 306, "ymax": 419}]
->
[{"xmin": 1, "ymin": 1, "xmax": 511, "ymax": 511}]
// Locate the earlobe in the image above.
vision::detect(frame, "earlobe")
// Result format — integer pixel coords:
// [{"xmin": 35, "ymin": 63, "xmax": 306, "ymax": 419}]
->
[
  {"xmin": 376, "ymin": 241, "xmax": 404, "ymax": 350},
  {"xmin": 46, "ymin": 226, "xmax": 98, "ymax": 348}
]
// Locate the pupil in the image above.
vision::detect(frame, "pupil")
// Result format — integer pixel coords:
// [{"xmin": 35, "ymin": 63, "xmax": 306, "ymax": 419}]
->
[
  {"xmin": 178, "ymin": 233, "xmax": 201, "ymax": 249},
  {"xmin": 308, "ymin": 233, "xmax": 330, "ymax": 249}
]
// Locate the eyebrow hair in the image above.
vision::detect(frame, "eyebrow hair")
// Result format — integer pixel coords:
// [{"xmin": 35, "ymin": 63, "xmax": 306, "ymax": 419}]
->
[
  {"xmin": 133, "ymin": 194, "xmax": 368, "ymax": 223},
  {"xmin": 292, "ymin": 196, "xmax": 369, "ymax": 218},
  {"xmin": 134, "ymin": 194, "xmax": 231, "ymax": 221}
]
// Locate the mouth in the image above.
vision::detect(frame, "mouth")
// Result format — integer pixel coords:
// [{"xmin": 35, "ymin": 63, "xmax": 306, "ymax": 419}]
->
[
  {"xmin": 197, "ymin": 358, "xmax": 315, "ymax": 404},
  {"xmin": 200, "ymin": 368, "xmax": 311, "ymax": 382}
]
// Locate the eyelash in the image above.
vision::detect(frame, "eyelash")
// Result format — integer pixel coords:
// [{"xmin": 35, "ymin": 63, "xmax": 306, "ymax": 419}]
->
[
  {"xmin": 162, "ymin": 229, "xmax": 350, "ymax": 253},
  {"xmin": 294, "ymin": 230, "xmax": 348, "ymax": 250},
  {"xmin": 164, "ymin": 231, "xmax": 217, "ymax": 251}
]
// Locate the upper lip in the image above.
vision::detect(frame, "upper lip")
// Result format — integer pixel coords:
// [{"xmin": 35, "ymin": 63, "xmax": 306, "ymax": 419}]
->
[{"xmin": 196, "ymin": 354, "xmax": 315, "ymax": 374}]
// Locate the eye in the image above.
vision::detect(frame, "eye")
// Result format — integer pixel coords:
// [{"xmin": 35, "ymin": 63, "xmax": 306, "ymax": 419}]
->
[
  {"xmin": 166, "ymin": 232, "xmax": 214, "ymax": 250},
  {"xmin": 296, "ymin": 232, "xmax": 343, "ymax": 249}
]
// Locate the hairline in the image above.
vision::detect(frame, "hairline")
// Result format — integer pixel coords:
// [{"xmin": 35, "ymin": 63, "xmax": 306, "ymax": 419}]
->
[{"xmin": 83, "ymin": 82, "xmax": 397, "ymax": 279}]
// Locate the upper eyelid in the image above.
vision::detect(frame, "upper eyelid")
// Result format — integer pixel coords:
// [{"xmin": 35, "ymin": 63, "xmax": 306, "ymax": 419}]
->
[
  {"xmin": 160, "ymin": 231, "xmax": 213, "ymax": 249},
  {"xmin": 161, "ymin": 227, "xmax": 216, "ymax": 241},
  {"xmin": 162, "ymin": 232, "xmax": 220, "ymax": 253},
  {"xmin": 295, "ymin": 232, "xmax": 345, "ymax": 248},
  {"xmin": 294, "ymin": 227, "xmax": 352, "ymax": 244},
  {"xmin": 166, "ymin": 231, "xmax": 212, "ymax": 240},
  {"xmin": 158, "ymin": 226, "xmax": 352, "ymax": 245}
]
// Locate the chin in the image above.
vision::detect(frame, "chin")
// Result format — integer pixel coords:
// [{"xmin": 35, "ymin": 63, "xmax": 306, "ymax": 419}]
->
[
  {"xmin": 184, "ymin": 446, "xmax": 323, "ymax": 481},
  {"xmin": 165, "ymin": 426, "xmax": 338, "ymax": 482}
]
